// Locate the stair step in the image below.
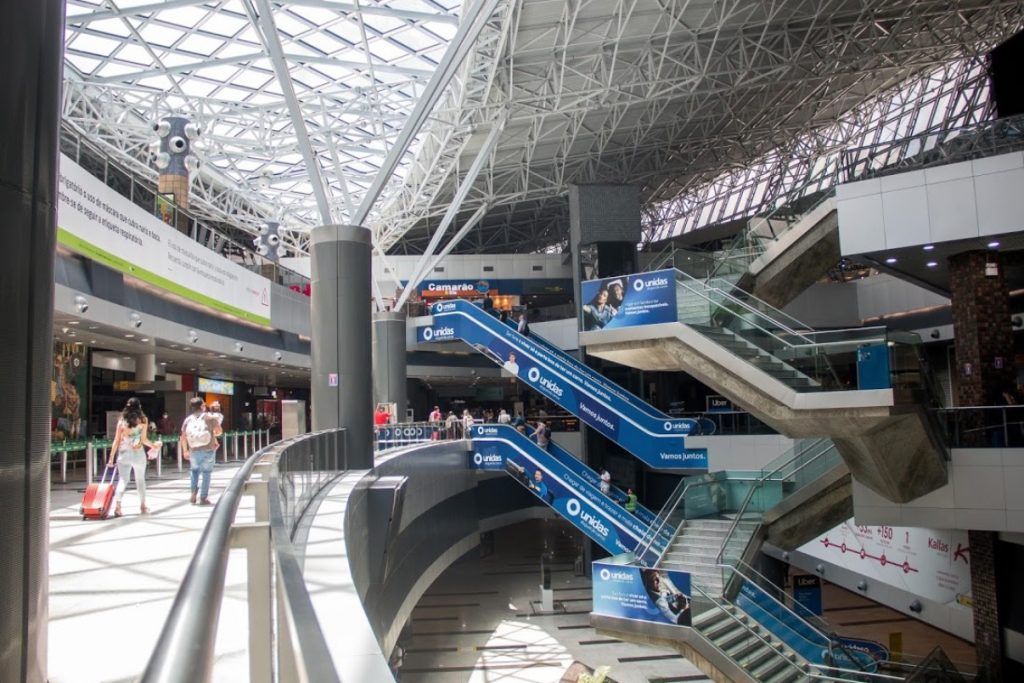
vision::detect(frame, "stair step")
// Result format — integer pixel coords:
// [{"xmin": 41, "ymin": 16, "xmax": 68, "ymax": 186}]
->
[{"xmin": 751, "ymin": 652, "xmax": 797, "ymax": 681}]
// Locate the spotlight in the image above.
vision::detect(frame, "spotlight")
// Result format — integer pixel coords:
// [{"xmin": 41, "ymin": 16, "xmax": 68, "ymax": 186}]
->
[
  {"xmin": 259, "ymin": 223, "xmax": 271, "ymax": 235},
  {"xmin": 267, "ymin": 234, "xmax": 280, "ymax": 246},
  {"xmin": 184, "ymin": 122, "xmax": 202, "ymax": 140},
  {"xmin": 257, "ymin": 244, "xmax": 270, "ymax": 256},
  {"xmin": 155, "ymin": 152, "xmax": 171, "ymax": 170},
  {"xmin": 74, "ymin": 295, "xmax": 89, "ymax": 313},
  {"xmin": 152, "ymin": 120, "xmax": 171, "ymax": 137},
  {"xmin": 184, "ymin": 154, "xmax": 201, "ymax": 173},
  {"xmin": 169, "ymin": 136, "xmax": 187, "ymax": 153}
]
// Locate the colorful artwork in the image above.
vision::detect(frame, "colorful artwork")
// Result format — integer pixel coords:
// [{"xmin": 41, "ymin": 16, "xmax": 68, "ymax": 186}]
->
[{"xmin": 53, "ymin": 342, "xmax": 88, "ymax": 441}]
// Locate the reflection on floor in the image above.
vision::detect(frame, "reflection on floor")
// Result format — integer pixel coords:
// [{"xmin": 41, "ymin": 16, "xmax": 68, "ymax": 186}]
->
[{"xmin": 400, "ymin": 518, "xmax": 711, "ymax": 683}]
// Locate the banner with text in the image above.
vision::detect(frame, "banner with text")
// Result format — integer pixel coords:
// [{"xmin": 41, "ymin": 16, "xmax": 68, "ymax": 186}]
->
[
  {"xmin": 470, "ymin": 425, "xmax": 658, "ymax": 556},
  {"xmin": 580, "ymin": 269, "xmax": 677, "ymax": 331},
  {"xmin": 592, "ymin": 561, "xmax": 692, "ymax": 627},
  {"xmin": 57, "ymin": 154, "xmax": 272, "ymax": 325},
  {"xmin": 419, "ymin": 300, "xmax": 704, "ymax": 470}
]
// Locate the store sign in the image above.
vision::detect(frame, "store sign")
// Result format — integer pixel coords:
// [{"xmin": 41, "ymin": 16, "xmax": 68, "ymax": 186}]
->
[
  {"xmin": 592, "ymin": 561, "xmax": 692, "ymax": 627},
  {"xmin": 706, "ymin": 395, "xmax": 732, "ymax": 412},
  {"xmin": 420, "ymin": 279, "xmax": 492, "ymax": 297},
  {"xmin": 113, "ymin": 380, "xmax": 177, "ymax": 392},
  {"xmin": 198, "ymin": 377, "xmax": 235, "ymax": 395},
  {"xmin": 57, "ymin": 154, "xmax": 272, "ymax": 325},
  {"xmin": 792, "ymin": 574, "xmax": 823, "ymax": 616},
  {"xmin": 580, "ymin": 269, "xmax": 677, "ymax": 331}
]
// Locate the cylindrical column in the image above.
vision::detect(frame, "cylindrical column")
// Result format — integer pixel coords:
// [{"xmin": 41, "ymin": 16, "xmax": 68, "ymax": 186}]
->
[
  {"xmin": 0, "ymin": 1, "xmax": 63, "ymax": 680},
  {"xmin": 373, "ymin": 311, "xmax": 408, "ymax": 423},
  {"xmin": 135, "ymin": 352, "xmax": 157, "ymax": 382},
  {"xmin": 310, "ymin": 225, "xmax": 372, "ymax": 467}
]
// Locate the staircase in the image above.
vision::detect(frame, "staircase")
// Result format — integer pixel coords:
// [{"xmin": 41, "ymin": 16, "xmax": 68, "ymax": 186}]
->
[
  {"xmin": 690, "ymin": 325, "xmax": 820, "ymax": 391},
  {"xmin": 693, "ymin": 604, "xmax": 811, "ymax": 682},
  {"xmin": 660, "ymin": 519, "xmax": 747, "ymax": 596}
]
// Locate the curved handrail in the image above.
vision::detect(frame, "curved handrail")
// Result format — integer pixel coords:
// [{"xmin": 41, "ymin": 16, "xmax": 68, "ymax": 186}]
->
[
  {"xmin": 141, "ymin": 429, "xmax": 346, "ymax": 683},
  {"xmin": 141, "ymin": 447, "xmax": 267, "ymax": 682}
]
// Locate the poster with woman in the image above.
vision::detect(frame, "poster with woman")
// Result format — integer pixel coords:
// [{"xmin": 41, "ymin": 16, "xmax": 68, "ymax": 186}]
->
[{"xmin": 52, "ymin": 342, "xmax": 88, "ymax": 440}]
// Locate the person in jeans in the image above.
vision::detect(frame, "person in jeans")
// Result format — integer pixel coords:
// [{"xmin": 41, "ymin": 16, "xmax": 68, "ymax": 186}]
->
[
  {"xmin": 107, "ymin": 397, "xmax": 159, "ymax": 517},
  {"xmin": 180, "ymin": 397, "xmax": 220, "ymax": 505}
]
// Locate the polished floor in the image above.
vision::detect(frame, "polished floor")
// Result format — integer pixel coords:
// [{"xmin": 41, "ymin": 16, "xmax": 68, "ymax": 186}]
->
[
  {"xmin": 48, "ymin": 459, "xmax": 252, "ymax": 683},
  {"xmin": 400, "ymin": 518, "xmax": 711, "ymax": 683}
]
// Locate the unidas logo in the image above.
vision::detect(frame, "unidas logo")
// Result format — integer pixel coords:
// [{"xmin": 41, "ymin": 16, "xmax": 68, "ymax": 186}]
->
[{"xmin": 526, "ymin": 366, "xmax": 564, "ymax": 398}]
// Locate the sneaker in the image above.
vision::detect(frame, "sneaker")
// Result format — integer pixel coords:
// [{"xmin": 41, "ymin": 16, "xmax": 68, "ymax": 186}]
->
[
  {"xmin": 190, "ymin": 490, "xmax": 197, "ymax": 504},
  {"xmin": 199, "ymin": 498, "xmax": 213, "ymax": 506}
]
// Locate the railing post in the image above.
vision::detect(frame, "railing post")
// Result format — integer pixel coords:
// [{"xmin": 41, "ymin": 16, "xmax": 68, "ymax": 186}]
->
[
  {"xmin": 60, "ymin": 449, "xmax": 68, "ymax": 484},
  {"xmin": 235, "ymin": 432, "xmax": 240, "ymax": 461},
  {"xmin": 230, "ymin": 522, "xmax": 272, "ymax": 683},
  {"xmin": 85, "ymin": 442, "xmax": 94, "ymax": 485}
]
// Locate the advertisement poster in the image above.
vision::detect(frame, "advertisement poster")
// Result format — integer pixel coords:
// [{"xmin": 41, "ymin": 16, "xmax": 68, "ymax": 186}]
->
[
  {"xmin": 419, "ymin": 300, "xmax": 704, "ymax": 470},
  {"xmin": 580, "ymin": 269, "xmax": 677, "ymax": 332},
  {"xmin": 57, "ymin": 154, "xmax": 272, "ymax": 325},
  {"xmin": 792, "ymin": 574, "xmax": 823, "ymax": 616},
  {"xmin": 592, "ymin": 561, "xmax": 692, "ymax": 627},
  {"xmin": 52, "ymin": 342, "xmax": 88, "ymax": 441},
  {"xmin": 797, "ymin": 519, "xmax": 971, "ymax": 607},
  {"xmin": 470, "ymin": 425, "xmax": 656, "ymax": 556}
]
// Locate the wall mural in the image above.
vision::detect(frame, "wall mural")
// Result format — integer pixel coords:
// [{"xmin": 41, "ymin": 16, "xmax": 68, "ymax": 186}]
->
[{"xmin": 53, "ymin": 342, "xmax": 88, "ymax": 441}]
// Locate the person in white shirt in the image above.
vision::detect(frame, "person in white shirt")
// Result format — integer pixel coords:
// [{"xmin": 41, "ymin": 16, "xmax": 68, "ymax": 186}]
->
[
  {"xmin": 502, "ymin": 351, "xmax": 520, "ymax": 376},
  {"xmin": 599, "ymin": 468, "xmax": 611, "ymax": 496},
  {"xmin": 497, "ymin": 409, "xmax": 511, "ymax": 424},
  {"xmin": 516, "ymin": 313, "xmax": 529, "ymax": 336},
  {"xmin": 533, "ymin": 420, "xmax": 549, "ymax": 450},
  {"xmin": 461, "ymin": 409, "xmax": 475, "ymax": 437}
]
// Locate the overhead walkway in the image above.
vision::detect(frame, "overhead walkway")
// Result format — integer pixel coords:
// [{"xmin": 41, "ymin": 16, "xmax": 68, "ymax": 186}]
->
[
  {"xmin": 581, "ymin": 269, "xmax": 948, "ymax": 504},
  {"xmin": 420, "ymin": 299, "xmax": 704, "ymax": 469},
  {"xmin": 469, "ymin": 424, "xmax": 668, "ymax": 556}
]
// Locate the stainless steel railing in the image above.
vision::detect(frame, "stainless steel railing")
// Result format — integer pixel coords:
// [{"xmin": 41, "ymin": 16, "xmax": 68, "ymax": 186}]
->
[{"xmin": 141, "ymin": 429, "xmax": 347, "ymax": 683}]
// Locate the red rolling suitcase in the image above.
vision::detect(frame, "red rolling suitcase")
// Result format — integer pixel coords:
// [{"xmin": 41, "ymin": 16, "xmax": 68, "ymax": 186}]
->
[{"xmin": 81, "ymin": 466, "xmax": 119, "ymax": 520}]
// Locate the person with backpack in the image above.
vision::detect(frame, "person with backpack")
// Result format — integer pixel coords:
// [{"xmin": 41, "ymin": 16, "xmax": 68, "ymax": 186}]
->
[{"xmin": 180, "ymin": 397, "xmax": 220, "ymax": 505}]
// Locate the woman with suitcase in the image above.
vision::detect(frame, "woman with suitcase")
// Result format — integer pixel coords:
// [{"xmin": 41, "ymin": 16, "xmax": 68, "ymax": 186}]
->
[{"xmin": 107, "ymin": 397, "xmax": 160, "ymax": 517}]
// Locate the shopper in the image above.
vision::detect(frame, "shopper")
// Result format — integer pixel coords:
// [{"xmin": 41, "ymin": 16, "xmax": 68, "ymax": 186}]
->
[
  {"xmin": 180, "ymin": 397, "xmax": 220, "ymax": 505},
  {"xmin": 445, "ymin": 411, "xmax": 459, "ymax": 439},
  {"xmin": 429, "ymin": 405, "xmax": 442, "ymax": 423},
  {"xmin": 374, "ymin": 405, "xmax": 391, "ymax": 426},
  {"xmin": 208, "ymin": 400, "xmax": 225, "ymax": 458},
  {"xmin": 462, "ymin": 409, "xmax": 475, "ymax": 437},
  {"xmin": 625, "ymin": 488, "xmax": 638, "ymax": 514},
  {"xmin": 497, "ymin": 408, "xmax": 511, "ymax": 425},
  {"xmin": 107, "ymin": 397, "xmax": 159, "ymax": 517},
  {"xmin": 516, "ymin": 312, "xmax": 530, "ymax": 337},
  {"xmin": 533, "ymin": 419, "xmax": 550, "ymax": 450},
  {"xmin": 599, "ymin": 468, "xmax": 612, "ymax": 496}
]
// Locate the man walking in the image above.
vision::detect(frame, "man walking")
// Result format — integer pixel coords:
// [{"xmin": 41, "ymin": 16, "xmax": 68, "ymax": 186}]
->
[{"xmin": 180, "ymin": 397, "xmax": 220, "ymax": 505}]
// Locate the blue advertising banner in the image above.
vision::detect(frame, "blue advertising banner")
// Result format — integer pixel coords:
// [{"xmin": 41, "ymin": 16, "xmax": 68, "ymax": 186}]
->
[
  {"xmin": 470, "ymin": 425, "xmax": 660, "ymax": 556},
  {"xmin": 592, "ymin": 560, "xmax": 692, "ymax": 627},
  {"xmin": 792, "ymin": 574, "xmax": 823, "ymax": 616},
  {"xmin": 580, "ymin": 269, "xmax": 677, "ymax": 332},
  {"xmin": 419, "ymin": 300, "xmax": 705, "ymax": 470}
]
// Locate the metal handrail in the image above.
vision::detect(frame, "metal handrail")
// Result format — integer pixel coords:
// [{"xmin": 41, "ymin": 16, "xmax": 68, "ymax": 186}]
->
[
  {"xmin": 141, "ymin": 429, "xmax": 346, "ymax": 683},
  {"xmin": 714, "ymin": 439, "xmax": 833, "ymax": 568}
]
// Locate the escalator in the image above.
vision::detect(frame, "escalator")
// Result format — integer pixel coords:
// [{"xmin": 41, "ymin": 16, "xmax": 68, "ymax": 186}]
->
[
  {"xmin": 469, "ymin": 424, "xmax": 669, "ymax": 556},
  {"xmin": 420, "ymin": 299, "xmax": 707, "ymax": 470},
  {"xmin": 581, "ymin": 269, "xmax": 948, "ymax": 504}
]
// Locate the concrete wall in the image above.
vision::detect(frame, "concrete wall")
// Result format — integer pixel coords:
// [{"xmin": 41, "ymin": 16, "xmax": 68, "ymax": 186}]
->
[
  {"xmin": 783, "ymin": 275, "xmax": 948, "ymax": 330},
  {"xmin": 852, "ymin": 447, "xmax": 1024, "ymax": 531},
  {"xmin": 838, "ymin": 151, "xmax": 1024, "ymax": 255},
  {"xmin": 685, "ymin": 434, "xmax": 797, "ymax": 471}
]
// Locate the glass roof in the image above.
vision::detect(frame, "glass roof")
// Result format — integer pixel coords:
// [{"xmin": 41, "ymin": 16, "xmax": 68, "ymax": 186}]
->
[{"xmin": 64, "ymin": 0, "xmax": 463, "ymax": 248}]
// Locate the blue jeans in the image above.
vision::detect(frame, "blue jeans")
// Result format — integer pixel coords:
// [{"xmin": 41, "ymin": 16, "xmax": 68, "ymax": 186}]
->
[{"xmin": 189, "ymin": 449, "xmax": 216, "ymax": 500}]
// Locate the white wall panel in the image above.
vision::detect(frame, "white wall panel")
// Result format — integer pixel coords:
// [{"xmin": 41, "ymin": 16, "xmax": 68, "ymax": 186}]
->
[{"xmin": 881, "ymin": 186, "xmax": 931, "ymax": 249}]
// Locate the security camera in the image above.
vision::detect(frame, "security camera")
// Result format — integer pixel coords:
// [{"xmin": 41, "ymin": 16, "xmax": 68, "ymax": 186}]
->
[
  {"xmin": 129, "ymin": 313, "xmax": 143, "ymax": 329},
  {"xmin": 235, "ymin": 342, "xmax": 245, "ymax": 352},
  {"xmin": 74, "ymin": 295, "xmax": 89, "ymax": 313},
  {"xmin": 169, "ymin": 136, "xmax": 187, "ymax": 153},
  {"xmin": 274, "ymin": 351, "xmax": 283, "ymax": 361},
  {"xmin": 153, "ymin": 120, "xmax": 171, "ymax": 137},
  {"xmin": 188, "ymin": 330, "xmax": 200, "ymax": 343}
]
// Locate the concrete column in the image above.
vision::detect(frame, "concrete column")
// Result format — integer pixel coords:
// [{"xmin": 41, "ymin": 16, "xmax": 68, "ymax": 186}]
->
[
  {"xmin": 0, "ymin": 1, "xmax": 63, "ymax": 680},
  {"xmin": 135, "ymin": 353, "xmax": 157, "ymax": 382},
  {"xmin": 373, "ymin": 311, "xmax": 408, "ymax": 422},
  {"xmin": 310, "ymin": 225, "xmax": 372, "ymax": 467},
  {"xmin": 948, "ymin": 250, "xmax": 1010, "ymax": 678}
]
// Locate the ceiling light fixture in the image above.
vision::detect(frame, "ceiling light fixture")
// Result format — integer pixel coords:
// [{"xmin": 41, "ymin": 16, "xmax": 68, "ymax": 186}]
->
[
  {"xmin": 923, "ymin": 245, "xmax": 935, "ymax": 251},
  {"xmin": 885, "ymin": 257, "xmax": 897, "ymax": 264},
  {"xmin": 988, "ymin": 241, "xmax": 1000, "ymax": 248},
  {"xmin": 926, "ymin": 261, "xmax": 938, "ymax": 268}
]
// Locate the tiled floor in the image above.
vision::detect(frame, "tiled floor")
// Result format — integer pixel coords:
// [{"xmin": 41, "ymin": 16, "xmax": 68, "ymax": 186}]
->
[
  {"xmin": 48, "ymin": 461, "xmax": 252, "ymax": 683},
  {"xmin": 399, "ymin": 518, "xmax": 711, "ymax": 683}
]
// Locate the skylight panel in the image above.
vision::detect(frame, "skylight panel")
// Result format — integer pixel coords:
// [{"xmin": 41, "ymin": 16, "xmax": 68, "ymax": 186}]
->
[
  {"xmin": 177, "ymin": 33, "xmax": 227, "ymax": 57},
  {"xmin": 112, "ymin": 43, "xmax": 154, "ymax": 67},
  {"xmin": 65, "ymin": 54, "xmax": 103, "ymax": 76},
  {"xmin": 88, "ymin": 18, "xmax": 134, "ymax": 38},
  {"xmin": 179, "ymin": 78, "xmax": 218, "ymax": 98},
  {"xmin": 69, "ymin": 32, "xmax": 124, "ymax": 57},
  {"xmin": 155, "ymin": 6, "xmax": 214, "ymax": 30},
  {"xmin": 137, "ymin": 23, "xmax": 186, "ymax": 48}
]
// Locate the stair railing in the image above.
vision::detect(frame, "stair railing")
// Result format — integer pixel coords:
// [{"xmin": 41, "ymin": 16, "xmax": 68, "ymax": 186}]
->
[{"xmin": 715, "ymin": 439, "xmax": 837, "ymax": 571}]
